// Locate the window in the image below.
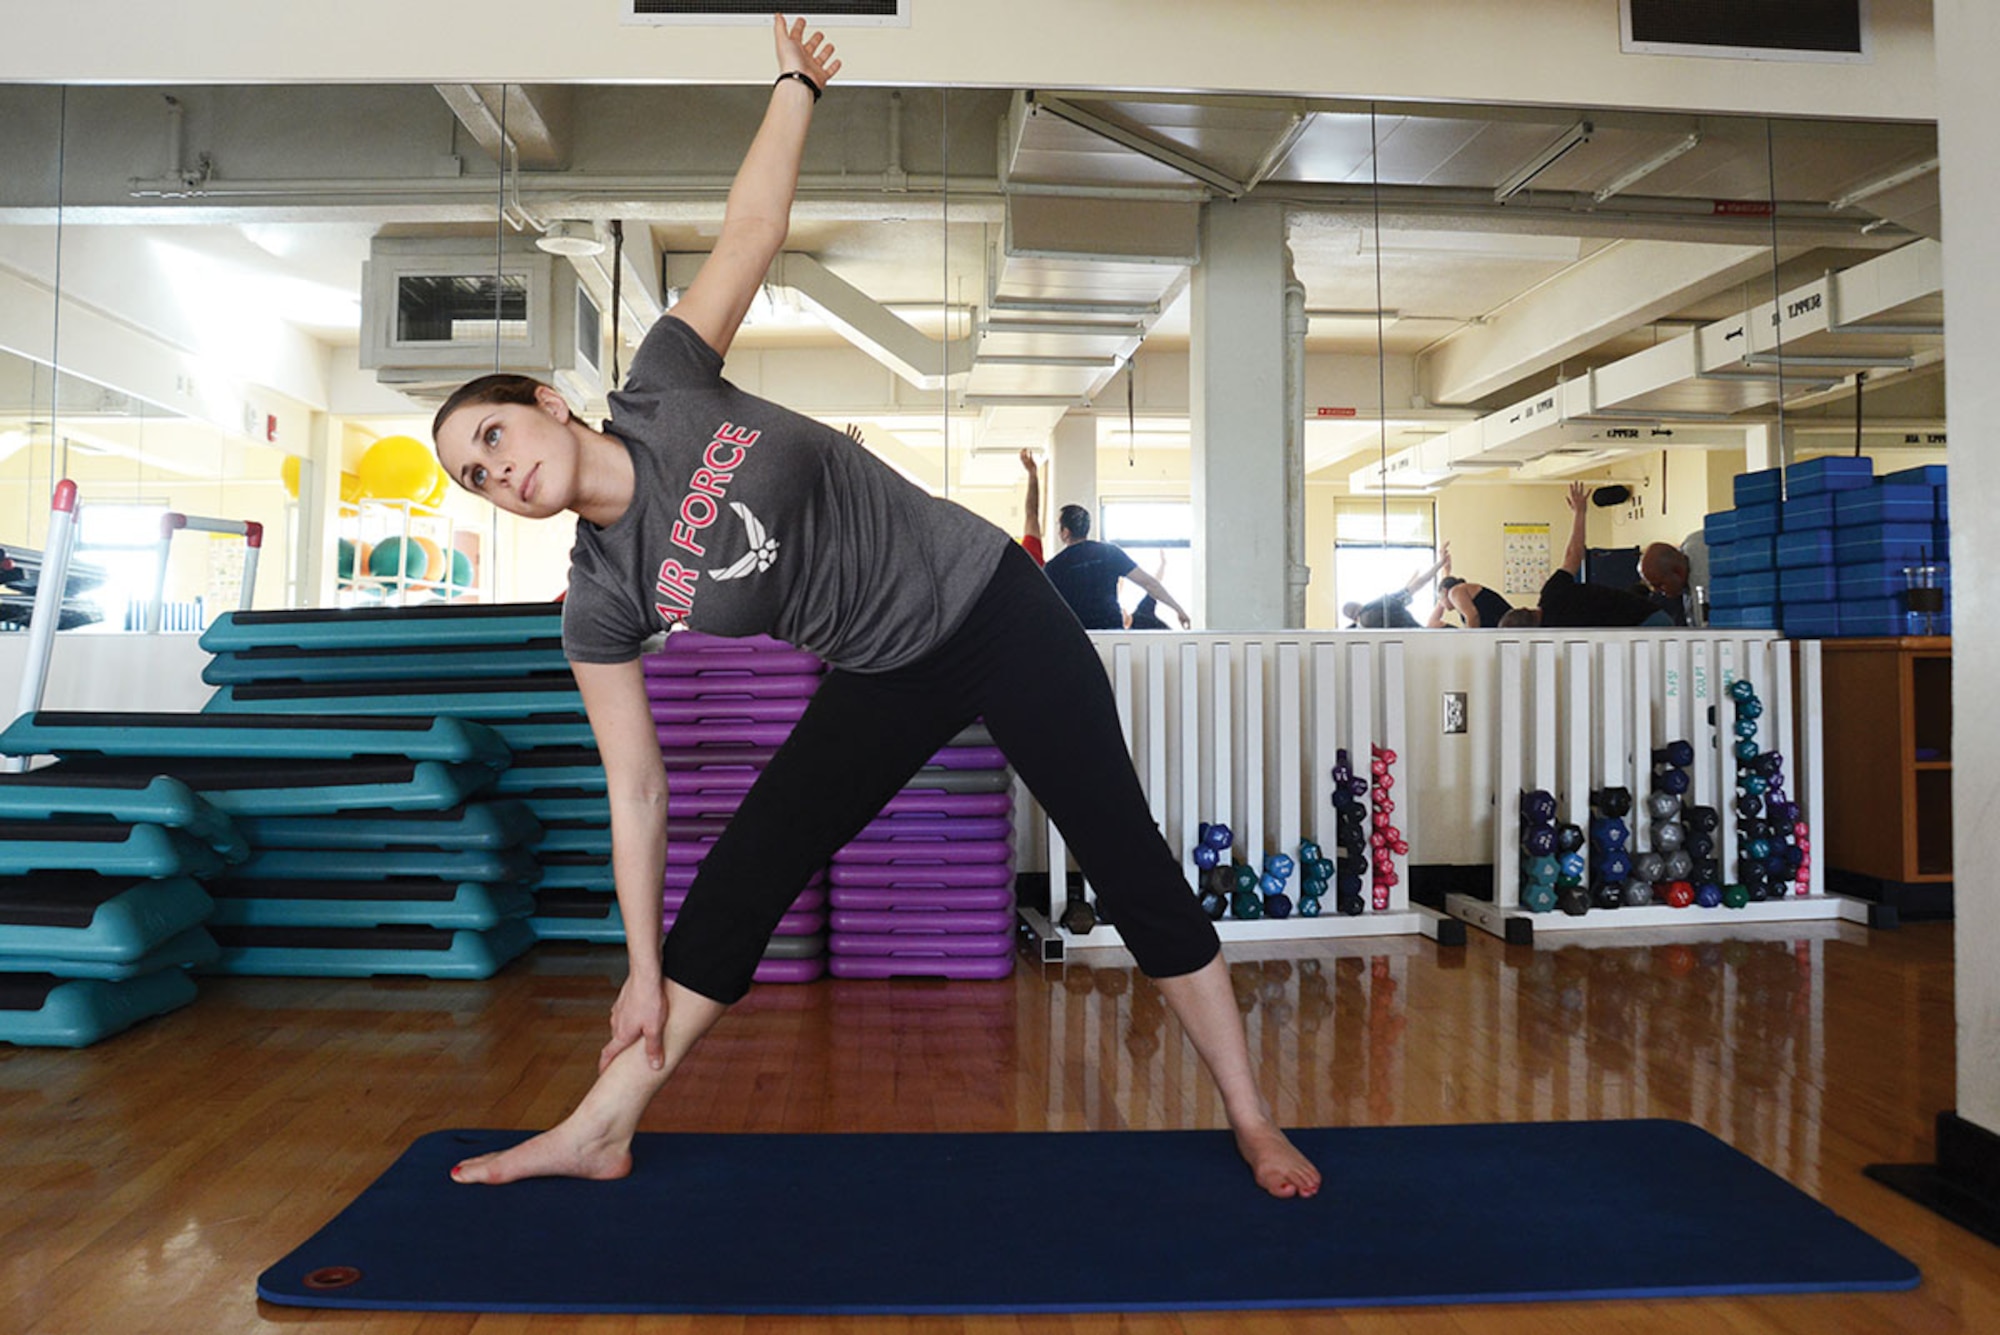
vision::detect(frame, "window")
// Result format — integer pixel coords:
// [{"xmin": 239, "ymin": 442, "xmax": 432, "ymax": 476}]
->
[
  {"xmin": 395, "ymin": 274, "xmax": 529, "ymax": 345},
  {"xmin": 1333, "ymin": 498, "xmax": 1437, "ymax": 626},
  {"xmin": 1098, "ymin": 498, "xmax": 1192, "ymax": 625},
  {"xmin": 75, "ymin": 504, "xmax": 174, "ymax": 631}
]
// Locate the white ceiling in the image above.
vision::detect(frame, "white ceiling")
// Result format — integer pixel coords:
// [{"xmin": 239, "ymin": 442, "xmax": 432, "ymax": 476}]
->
[{"xmin": 0, "ymin": 81, "xmax": 1944, "ymax": 481}]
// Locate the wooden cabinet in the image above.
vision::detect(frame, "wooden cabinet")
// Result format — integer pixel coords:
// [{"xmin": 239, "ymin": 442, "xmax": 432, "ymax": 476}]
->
[{"xmin": 1819, "ymin": 637, "xmax": 1952, "ymax": 900}]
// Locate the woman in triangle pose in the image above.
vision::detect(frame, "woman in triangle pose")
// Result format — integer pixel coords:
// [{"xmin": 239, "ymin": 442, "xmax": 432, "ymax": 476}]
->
[{"xmin": 432, "ymin": 14, "xmax": 1319, "ymax": 1201}]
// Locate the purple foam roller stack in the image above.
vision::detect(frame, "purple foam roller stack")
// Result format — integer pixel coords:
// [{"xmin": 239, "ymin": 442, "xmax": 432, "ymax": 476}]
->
[
  {"xmin": 645, "ymin": 631, "xmax": 831, "ymax": 982},
  {"xmin": 827, "ymin": 723, "xmax": 1016, "ymax": 981}
]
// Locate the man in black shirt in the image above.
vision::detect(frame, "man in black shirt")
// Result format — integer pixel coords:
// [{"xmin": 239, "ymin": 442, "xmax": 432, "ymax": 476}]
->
[
  {"xmin": 1497, "ymin": 483, "xmax": 1675, "ymax": 629},
  {"xmin": 1043, "ymin": 504, "xmax": 1191, "ymax": 630}
]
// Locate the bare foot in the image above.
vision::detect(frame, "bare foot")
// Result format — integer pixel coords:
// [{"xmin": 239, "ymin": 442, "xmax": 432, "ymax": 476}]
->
[
  {"xmin": 450, "ymin": 1123, "xmax": 633, "ymax": 1185},
  {"xmin": 1233, "ymin": 1119, "xmax": 1322, "ymax": 1199}
]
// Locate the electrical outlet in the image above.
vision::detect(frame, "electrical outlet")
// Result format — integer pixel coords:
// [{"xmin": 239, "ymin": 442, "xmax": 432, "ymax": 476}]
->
[{"xmin": 1442, "ymin": 691, "xmax": 1468, "ymax": 735}]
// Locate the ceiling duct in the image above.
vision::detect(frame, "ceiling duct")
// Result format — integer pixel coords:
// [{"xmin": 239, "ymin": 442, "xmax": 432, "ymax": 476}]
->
[
  {"xmin": 359, "ymin": 236, "xmax": 604, "ymax": 409},
  {"xmin": 1437, "ymin": 239, "xmax": 1942, "ymax": 472}
]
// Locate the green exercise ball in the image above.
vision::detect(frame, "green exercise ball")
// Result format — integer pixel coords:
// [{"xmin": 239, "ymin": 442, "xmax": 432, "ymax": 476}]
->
[{"xmin": 367, "ymin": 535, "xmax": 427, "ymax": 581}]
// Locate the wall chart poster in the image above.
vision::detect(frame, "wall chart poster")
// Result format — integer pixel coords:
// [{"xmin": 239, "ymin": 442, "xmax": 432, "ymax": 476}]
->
[{"xmin": 1503, "ymin": 522, "xmax": 1550, "ymax": 596}]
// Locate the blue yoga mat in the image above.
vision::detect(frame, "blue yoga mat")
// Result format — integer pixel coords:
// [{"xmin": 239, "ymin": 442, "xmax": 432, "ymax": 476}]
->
[{"xmin": 258, "ymin": 1120, "xmax": 1917, "ymax": 1315}]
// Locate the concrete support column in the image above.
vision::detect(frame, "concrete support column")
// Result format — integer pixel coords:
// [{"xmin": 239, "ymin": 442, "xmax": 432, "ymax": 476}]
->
[
  {"xmin": 1047, "ymin": 412, "xmax": 1096, "ymax": 542},
  {"xmin": 1863, "ymin": 0, "xmax": 2000, "ymax": 1224},
  {"xmin": 297, "ymin": 415, "xmax": 336, "ymax": 608},
  {"xmin": 1743, "ymin": 423, "xmax": 1778, "ymax": 474},
  {"xmin": 1939, "ymin": 0, "xmax": 2000, "ymax": 1136},
  {"xmin": 1192, "ymin": 200, "xmax": 1296, "ymax": 629}
]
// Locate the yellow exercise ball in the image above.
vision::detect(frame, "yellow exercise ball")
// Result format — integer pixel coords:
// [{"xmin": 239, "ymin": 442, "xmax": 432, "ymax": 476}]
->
[
  {"xmin": 340, "ymin": 471, "xmax": 364, "ymax": 504},
  {"xmin": 280, "ymin": 455, "xmax": 303, "ymax": 500},
  {"xmin": 423, "ymin": 467, "xmax": 449, "ymax": 509},
  {"xmin": 358, "ymin": 435, "xmax": 436, "ymax": 503}
]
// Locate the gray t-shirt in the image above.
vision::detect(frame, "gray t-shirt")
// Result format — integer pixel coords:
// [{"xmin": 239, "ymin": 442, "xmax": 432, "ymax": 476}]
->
[{"xmin": 563, "ymin": 316, "xmax": 1009, "ymax": 672}]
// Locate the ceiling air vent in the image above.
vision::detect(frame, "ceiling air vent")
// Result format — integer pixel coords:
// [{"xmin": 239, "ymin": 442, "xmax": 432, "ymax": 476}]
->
[
  {"xmin": 624, "ymin": 0, "xmax": 907, "ymax": 25},
  {"xmin": 1621, "ymin": 0, "xmax": 1867, "ymax": 63}
]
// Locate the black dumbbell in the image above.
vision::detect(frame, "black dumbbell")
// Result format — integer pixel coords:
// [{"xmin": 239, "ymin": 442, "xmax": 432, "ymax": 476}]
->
[{"xmin": 1591, "ymin": 787, "xmax": 1634, "ymax": 819}]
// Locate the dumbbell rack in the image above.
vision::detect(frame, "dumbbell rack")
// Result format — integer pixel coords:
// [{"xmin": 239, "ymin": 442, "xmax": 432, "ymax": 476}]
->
[
  {"xmin": 1018, "ymin": 633, "xmax": 1462, "ymax": 963},
  {"xmin": 1449, "ymin": 632, "xmax": 1878, "ymax": 945}
]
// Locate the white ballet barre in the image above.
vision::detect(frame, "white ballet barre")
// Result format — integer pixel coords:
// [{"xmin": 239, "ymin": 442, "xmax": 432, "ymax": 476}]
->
[
  {"xmin": 147, "ymin": 512, "xmax": 262, "ymax": 632},
  {"xmin": 1019, "ymin": 631, "xmax": 1460, "ymax": 962},
  {"xmin": 1448, "ymin": 631, "xmax": 1869, "ymax": 944},
  {"xmin": 5, "ymin": 479, "xmax": 81, "ymax": 774}
]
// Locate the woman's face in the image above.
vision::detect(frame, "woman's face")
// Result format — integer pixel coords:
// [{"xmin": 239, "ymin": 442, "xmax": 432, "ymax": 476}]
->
[{"xmin": 435, "ymin": 387, "xmax": 576, "ymax": 520}]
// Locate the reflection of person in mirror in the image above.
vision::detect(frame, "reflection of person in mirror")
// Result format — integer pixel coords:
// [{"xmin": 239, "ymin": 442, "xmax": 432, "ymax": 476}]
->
[
  {"xmin": 1639, "ymin": 541, "xmax": 1693, "ymax": 626},
  {"xmin": 1126, "ymin": 549, "xmax": 1171, "ymax": 629},
  {"xmin": 1017, "ymin": 448, "xmax": 1046, "ymax": 567},
  {"xmin": 429, "ymin": 14, "xmax": 1317, "ymax": 1202},
  {"xmin": 1498, "ymin": 483, "xmax": 1674, "ymax": 628},
  {"xmin": 1043, "ymin": 503, "xmax": 1193, "ymax": 630},
  {"xmin": 1342, "ymin": 546, "xmax": 1448, "ymax": 628},
  {"xmin": 1429, "ymin": 545, "xmax": 1515, "ymax": 628}
]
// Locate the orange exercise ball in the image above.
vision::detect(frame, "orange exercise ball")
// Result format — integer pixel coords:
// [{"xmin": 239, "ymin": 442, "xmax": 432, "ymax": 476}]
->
[{"xmin": 412, "ymin": 535, "xmax": 446, "ymax": 582}]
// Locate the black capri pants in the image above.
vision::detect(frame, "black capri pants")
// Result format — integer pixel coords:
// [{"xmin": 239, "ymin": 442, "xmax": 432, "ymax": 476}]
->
[{"xmin": 663, "ymin": 540, "xmax": 1221, "ymax": 1004}]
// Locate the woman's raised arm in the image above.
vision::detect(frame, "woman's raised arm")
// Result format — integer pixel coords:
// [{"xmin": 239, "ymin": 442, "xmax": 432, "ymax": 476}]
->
[{"xmin": 668, "ymin": 14, "xmax": 843, "ymax": 358}]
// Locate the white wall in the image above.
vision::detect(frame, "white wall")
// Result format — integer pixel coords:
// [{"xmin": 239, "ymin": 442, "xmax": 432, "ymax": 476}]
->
[
  {"xmin": 0, "ymin": 632, "xmax": 211, "ymax": 717},
  {"xmin": 0, "ymin": 2, "xmax": 1937, "ymax": 124},
  {"xmin": 1594, "ymin": 449, "xmax": 1725, "ymax": 554},
  {"xmin": 1435, "ymin": 480, "xmax": 1576, "ymax": 613},
  {"xmin": 0, "ymin": 234, "xmax": 330, "ymax": 428}
]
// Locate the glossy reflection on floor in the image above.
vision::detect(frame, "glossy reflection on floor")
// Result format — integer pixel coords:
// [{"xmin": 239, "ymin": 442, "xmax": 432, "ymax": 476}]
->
[
  {"xmin": 1036, "ymin": 934, "xmax": 1834, "ymax": 1176},
  {"xmin": 0, "ymin": 919, "xmax": 1991, "ymax": 1334}
]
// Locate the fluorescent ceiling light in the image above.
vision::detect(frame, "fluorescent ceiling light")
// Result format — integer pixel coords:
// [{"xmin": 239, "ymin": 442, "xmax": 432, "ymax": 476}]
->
[
  {"xmin": 1495, "ymin": 121, "xmax": 1593, "ymax": 202},
  {"xmin": 1830, "ymin": 157, "xmax": 1940, "ymax": 211},
  {"xmin": 1307, "ymin": 308, "xmax": 1401, "ymax": 322},
  {"xmin": 1365, "ymin": 230, "xmax": 1584, "ymax": 261},
  {"xmin": 1593, "ymin": 132, "xmax": 1702, "ymax": 203}
]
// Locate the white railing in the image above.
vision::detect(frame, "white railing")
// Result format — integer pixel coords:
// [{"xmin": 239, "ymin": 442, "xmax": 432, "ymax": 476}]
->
[
  {"xmin": 1454, "ymin": 631, "xmax": 1862, "ymax": 940},
  {"xmin": 1020, "ymin": 631, "xmax": 1453, "ymax": 955}
]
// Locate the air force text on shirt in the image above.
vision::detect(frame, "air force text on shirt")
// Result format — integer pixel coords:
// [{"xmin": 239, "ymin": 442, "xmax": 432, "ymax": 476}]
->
[{"xmin": 653, "ymin": 421, "xmax": 762, "ymax": 626}]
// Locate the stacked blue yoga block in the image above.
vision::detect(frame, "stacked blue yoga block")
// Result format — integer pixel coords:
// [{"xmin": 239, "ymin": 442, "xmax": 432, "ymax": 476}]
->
[
  {"xmin": 0, "ymin": 773, "xmax": 240, "ymax": 1046},
  {"xmin": 1705, "ymin": 458, "xmax": 1949, "ymax": 637}
]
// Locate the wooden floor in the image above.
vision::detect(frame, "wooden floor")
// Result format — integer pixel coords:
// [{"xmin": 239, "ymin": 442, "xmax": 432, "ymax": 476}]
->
[{"xmin": 4, "ymin": 918, "xmax": 1995, "ymax": 1333}]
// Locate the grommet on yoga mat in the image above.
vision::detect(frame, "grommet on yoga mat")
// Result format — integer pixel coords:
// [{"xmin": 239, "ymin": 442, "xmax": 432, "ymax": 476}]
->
[{"xmin": 302, "ymin": 1266, "xmax": 362, "ymax": 1290}]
